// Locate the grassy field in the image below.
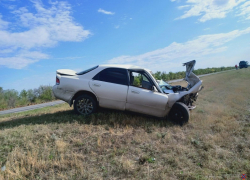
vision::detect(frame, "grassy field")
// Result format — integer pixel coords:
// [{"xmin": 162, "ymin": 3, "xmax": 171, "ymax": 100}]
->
[{"xmin": 0, "ymin": 68, "xmax": 250, "ymax": 180}]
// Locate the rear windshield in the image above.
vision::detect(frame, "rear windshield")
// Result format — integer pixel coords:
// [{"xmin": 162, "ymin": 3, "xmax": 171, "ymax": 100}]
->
[{"xmin": 76, "ymin": 65, "xmax": 99, "ymax": 75}]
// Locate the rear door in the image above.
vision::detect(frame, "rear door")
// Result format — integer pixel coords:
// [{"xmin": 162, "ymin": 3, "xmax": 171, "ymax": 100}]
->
[
  {"xmin": 89, "ymin": 68, "xmax": 129, "ymax": 110},
  {"xmin": 126, "ymin": 71, "xmax": 168, "ymax": 117}
]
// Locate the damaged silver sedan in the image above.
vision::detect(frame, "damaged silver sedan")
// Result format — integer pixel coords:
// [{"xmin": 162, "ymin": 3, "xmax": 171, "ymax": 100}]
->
[{"xmin": 53, "ymin": 60, "xmax": 203, "ymax": 125}]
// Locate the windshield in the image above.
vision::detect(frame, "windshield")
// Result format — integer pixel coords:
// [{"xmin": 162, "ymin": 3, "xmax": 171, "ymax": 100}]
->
[
  {"xmin": 157, "ymin": 80, "xmax": 172, "ymax": 91},
  {"xmin": 158, "ymin": 80, "xmax": 172, "ymax": 88},
  {"xmin": 76, "ymin": 66, "xmax": 99, "ymax": 75}
]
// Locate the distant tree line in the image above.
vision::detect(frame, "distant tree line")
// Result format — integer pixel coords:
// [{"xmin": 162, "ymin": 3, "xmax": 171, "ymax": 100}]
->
[
  {"xmin": 0, "ymin": 86, "xmax": 55, "ymax": 110},
  {"xmin": 0, "ymin": 66, "xmax": 234, "ymax": 110},
  {"xmin": 152, "ymin": 66, "xmax": 234, "ymax": 81}
]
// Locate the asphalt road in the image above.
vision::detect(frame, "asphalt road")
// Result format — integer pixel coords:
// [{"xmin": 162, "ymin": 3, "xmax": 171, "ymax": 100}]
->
[
  {"xmin": 0, "ymin": 69, "xmax": 234, "ymax": 115},
  {"xmin": 0, "ymin": 100, "xmax": 65, "ymax": 115}
]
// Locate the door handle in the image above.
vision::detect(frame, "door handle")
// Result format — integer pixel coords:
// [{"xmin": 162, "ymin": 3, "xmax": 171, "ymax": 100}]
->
[
  {"xmin": 131, "ymin": 90, "xmax": 139, "ymax": 94},
  {"xmin": 93, "ymin": 84, "xmax": 101, "ymax": 87}
]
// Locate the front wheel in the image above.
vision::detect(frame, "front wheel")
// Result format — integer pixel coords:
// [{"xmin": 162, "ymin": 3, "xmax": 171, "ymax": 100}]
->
[
  {"xmin": 74, "ymin": 95, "xmax": 97, "ymax": 115},
  {"xmin": 168, "ymin": 102, "xmax": 189, "ymax": 126}
]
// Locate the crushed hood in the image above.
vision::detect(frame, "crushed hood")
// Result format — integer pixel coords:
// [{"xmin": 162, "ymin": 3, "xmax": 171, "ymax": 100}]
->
[{"xmin": 56, "ymin": 69, "xmax": 77, "ymax": 76}]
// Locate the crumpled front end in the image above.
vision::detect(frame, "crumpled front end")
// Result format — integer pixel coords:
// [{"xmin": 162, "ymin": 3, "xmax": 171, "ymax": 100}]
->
[{"xmin": 167, "ymin": 60, "xmax": 203, "ymax": 109}]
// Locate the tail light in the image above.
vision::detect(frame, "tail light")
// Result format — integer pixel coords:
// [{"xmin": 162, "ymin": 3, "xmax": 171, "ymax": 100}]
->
[{"xmin": 56, "ymin": 77, "xmax": 60, "ymax": 85}]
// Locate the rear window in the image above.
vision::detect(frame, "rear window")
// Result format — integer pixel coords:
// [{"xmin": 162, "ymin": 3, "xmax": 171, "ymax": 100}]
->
[{"xmin": 76, "ymin": 66, "xmax": 99, "ymax": 75}]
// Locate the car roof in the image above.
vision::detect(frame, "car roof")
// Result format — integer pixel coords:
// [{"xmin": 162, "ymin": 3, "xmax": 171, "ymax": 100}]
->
[{"xmin": 99, "ymin": 64, "xmax": 146, "ymax": 71}]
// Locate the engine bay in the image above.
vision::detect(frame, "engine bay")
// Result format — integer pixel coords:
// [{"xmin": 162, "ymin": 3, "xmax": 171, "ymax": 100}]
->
[{"xmin": 157, "ymin": 80, "xmax": 188, "ymax": 94}]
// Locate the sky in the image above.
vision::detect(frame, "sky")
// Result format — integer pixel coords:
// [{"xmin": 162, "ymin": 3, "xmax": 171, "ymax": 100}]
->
[{"xmin": 0, "ymin": 0, "xmax": 250, "ymax": 91}]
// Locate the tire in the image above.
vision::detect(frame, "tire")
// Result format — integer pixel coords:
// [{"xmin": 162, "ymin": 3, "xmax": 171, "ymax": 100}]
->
[
  {"xmin": 168, "ymin": 102, "xmax": 189, "ymax": 126},
  {"xmin": 74, "ymin": 95, "xmax": 97, "ymax": 115}
]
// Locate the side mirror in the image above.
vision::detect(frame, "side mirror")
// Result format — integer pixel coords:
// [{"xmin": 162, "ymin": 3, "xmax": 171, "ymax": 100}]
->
[{"xmin": 151, "ymin": 85, "xmax": 157, "ymax": 92}]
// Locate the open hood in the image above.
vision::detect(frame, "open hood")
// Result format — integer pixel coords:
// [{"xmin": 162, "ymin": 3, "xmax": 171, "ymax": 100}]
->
[
  {"xmin": 183, "ymin": 60, "xmax": 200, "ymax": 88},
  {"xmin": 183, "ymin": 60, "xmax": 196, "ymax": 79},
  {"xmin": 56, "ymin": 69, "xmax": 76, "ymax": 76}
]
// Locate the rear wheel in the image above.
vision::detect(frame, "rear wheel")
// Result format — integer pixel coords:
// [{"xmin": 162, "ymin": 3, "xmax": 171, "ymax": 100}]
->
[
  {"xmin": 74, "ymin": 95, "xmax": 97, "ymax": 115},
  {"xmin": 168, "ymin": 102, "xmax": 189, "ymax": 126}
]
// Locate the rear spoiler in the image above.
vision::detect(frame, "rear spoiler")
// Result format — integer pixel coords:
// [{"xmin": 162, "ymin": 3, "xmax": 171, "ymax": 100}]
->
[{"xmin": 56, "ymin": 69, "xmax": 77, "ymax": 76}]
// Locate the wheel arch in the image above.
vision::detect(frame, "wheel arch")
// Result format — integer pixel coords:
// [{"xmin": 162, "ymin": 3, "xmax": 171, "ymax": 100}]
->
[{"xmin": 70, "ymin": 90, "xmax": 98, "ymax": 107}]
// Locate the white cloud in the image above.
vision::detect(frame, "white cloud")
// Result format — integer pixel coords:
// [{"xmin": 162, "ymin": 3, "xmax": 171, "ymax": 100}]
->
[
  {"xmin": 172, "ymin": 0, "xmax": 246, "ymax": 22},
  {"xmin": 53, "ymin": 56, "xmax": 85, "ymax": 60},
  {"xmin": 237, "ymin": 1, "xmax": 250, "ymax": 19},
  {"xmin": 107, "ymin": 27, "xmax": 250, "ymax": 72},
  {"xmin": 0, "ymin": 15, "xmax": 9, "ymax": 29},
  {"xmin": 0, "ymin": 51, "xmax": 49, "ymax": 69},
  {"xmin": 0, "ymin": 1, "xmax": 91, "ymax": 69},
  {"xmin": 177, "ymin": 5, "xmax": 191, "ymax": 10},
  {"xmin": 98, "ymin": 8, "xmax": 115, "ymax": 15}
]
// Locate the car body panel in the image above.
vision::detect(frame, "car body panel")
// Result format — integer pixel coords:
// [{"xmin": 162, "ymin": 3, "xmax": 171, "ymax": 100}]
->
[
  {"xmin": 89, "ymin": 80, "xmax": 128, "ymax": 110},
  {"xmin": 53, "ymin": 74, "xmax": 94, "ymax": 103},
  {"xmin": 126, "ymin": 86, "xmax": 169, "ymax": 117}
]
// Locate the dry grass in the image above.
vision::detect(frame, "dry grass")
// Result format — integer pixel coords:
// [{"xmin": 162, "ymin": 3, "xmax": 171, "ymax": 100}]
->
[{"xmin": 0, "ymin": 68, "xmax": 250, "ymax": 180}]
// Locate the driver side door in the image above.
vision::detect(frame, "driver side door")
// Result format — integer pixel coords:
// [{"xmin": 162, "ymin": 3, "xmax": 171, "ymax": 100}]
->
[{"xmin": 125, "ymin": 71, "xmax": 168, "ymax": 117}]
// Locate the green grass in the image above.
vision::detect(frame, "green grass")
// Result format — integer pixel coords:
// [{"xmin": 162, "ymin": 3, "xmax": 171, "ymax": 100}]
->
[{"xmin": 0, "ymin": 68, "xmax": 250, "ymax": 180}]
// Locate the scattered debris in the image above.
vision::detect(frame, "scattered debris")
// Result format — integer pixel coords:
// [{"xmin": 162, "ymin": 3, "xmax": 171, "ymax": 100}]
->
[
  {"xmin": 1, "ymin": 165, "xmax": 6, "ymax": 172},
  {"xmin": 191, "ymin": 138, "xmax": 199, "ymax": 146},
  {"xmin": 138, "ymin": 156, "xmax": 156, "ymax": 164},
  {"xmin": 139, "ymin": 157, "xmax": 146, "ymax": 165},
  {"xmin": 135, "ymin": 157, "xmax": 140, "ymax": 161},
  {"xmin": 51, "ymin": 133, "xmax": 58, "ymax": 140},
  {"xmin": 147, "ymin": 157, "xmax": 156, "ymax": 163}
]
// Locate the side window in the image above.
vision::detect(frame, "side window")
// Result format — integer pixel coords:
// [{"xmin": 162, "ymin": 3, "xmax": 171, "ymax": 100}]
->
[
  {"xmin": 93, "ymin": 68, "xmax": 128, "ymax": 85},
  {"xmin": 130, "ymin": 71, "xmax": 152, "ymax": 89}
]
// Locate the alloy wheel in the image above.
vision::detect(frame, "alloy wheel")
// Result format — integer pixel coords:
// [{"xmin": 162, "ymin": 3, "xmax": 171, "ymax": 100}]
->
[{"xmin": 76, "ymin": 98, "xmax": 94, "ymax": 115}]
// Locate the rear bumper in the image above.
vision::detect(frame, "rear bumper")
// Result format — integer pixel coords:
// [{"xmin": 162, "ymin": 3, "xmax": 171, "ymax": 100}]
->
[
  {"xmin": 52, "ymin": 85, "xmax": 59, "ymax": 99},
  {"xmin": 53, "ymin": 85, "xmax": 74, "ymax": 104}
]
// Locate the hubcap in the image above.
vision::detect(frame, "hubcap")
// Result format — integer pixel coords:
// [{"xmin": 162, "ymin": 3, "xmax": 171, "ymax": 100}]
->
[{"xmin": 76, "ymin": 98, "xmax": 93, "ymax": 115}]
